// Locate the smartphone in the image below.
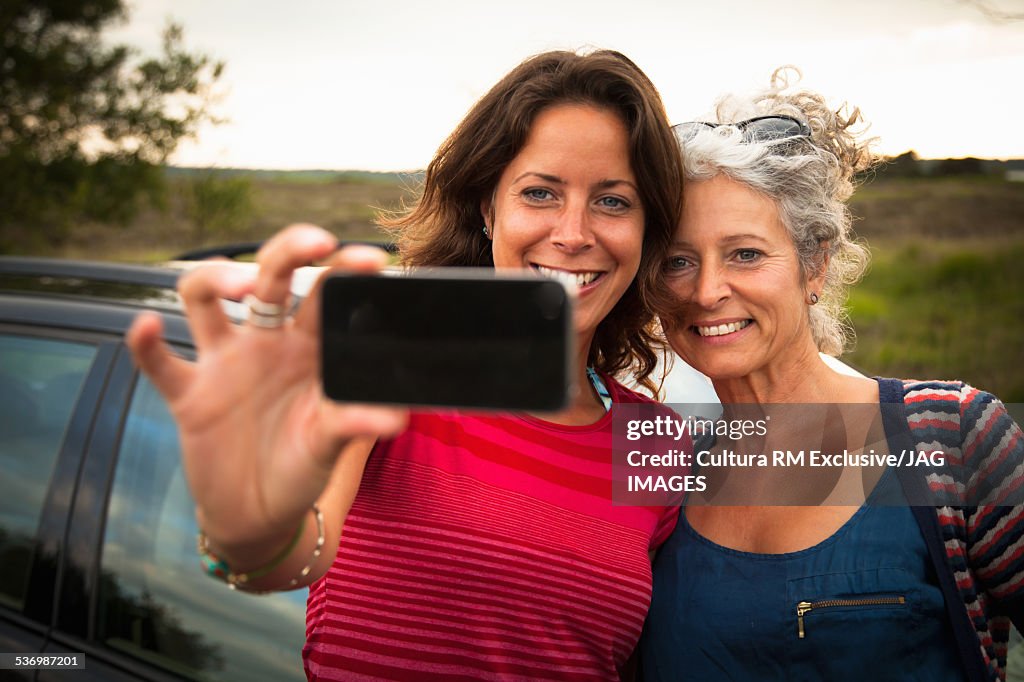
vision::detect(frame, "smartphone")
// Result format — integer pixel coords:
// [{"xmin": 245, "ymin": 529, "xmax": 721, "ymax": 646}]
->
[{"xmin": 320, "ymin": 268, "xmax": 574, "ymax": 411}]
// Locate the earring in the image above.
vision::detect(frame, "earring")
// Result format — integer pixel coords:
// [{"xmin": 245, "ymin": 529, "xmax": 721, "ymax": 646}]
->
[
  {"xmin": 482, "ymin": 224, "xmax": 490, "ymax": 239},
  {"xmin": 808, "ymin": 292, "xmax": 819, "ymax": 305}
]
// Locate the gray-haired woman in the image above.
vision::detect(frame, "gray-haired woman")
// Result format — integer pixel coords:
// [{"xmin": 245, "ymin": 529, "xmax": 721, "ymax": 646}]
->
[{"xmin": 642, "ymin": 70, "xmax": 1024, "ymax": 682}]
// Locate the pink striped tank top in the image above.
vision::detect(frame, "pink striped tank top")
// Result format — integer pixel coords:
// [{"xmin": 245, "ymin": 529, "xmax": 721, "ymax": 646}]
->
[{"xmin": 303, "ymin": 376, "xmax": 681, "ymax": 680}]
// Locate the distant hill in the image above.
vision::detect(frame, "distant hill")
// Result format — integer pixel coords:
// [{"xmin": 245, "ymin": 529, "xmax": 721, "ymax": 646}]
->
[
  {"xmin": 168, "ymin": 158, "xmax": 1024, "ymax": 183},
  {"xmin": 165, "ymin": 167, "xmax": 425, "ymax": 185},
  {"xmin": 873, "ymin": 152, "xmax": 1024, "ymax": 178}
]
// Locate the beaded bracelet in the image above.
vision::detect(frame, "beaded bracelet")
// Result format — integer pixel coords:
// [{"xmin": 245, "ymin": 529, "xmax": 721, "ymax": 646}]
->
[{"xmin": 197, "ymin": 503, "xmax": 325, "ymax": 593}]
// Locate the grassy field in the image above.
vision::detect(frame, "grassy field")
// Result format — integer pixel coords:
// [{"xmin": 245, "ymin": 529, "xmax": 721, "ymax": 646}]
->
[
  {"xmin": 844, "ymin": 175, "xmax": 1024, "ymax": 401},
  {"xmin": 12, "ymin": 170, "xmax": 1024, "ymax": 402},
  {"xmin": 42, "ymin": 172, "xmax": 415, "ymax": 263},
  {"xmin": 844, "ymin": 236, "xmax": 1024, "ymax": 401}
]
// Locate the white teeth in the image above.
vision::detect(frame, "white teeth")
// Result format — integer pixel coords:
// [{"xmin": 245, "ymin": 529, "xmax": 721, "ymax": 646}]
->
[
  {"xmin": 696, "ymin": 320, "xmax": 751, "ymax": 337},
  {"xmin": 535, "ymin": 265, "xmax": 600, "ymax": 288}
]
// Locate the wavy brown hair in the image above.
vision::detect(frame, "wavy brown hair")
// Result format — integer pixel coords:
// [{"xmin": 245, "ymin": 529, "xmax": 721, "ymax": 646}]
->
[{"xmin": 379, "ymin": 49, "xmax": 683, "ymax": 392}]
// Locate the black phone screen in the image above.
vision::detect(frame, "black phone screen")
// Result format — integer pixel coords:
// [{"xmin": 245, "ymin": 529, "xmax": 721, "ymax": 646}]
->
[{"xmin": 320, "ymin": 270, "xmax": 573, "ymax": 411}]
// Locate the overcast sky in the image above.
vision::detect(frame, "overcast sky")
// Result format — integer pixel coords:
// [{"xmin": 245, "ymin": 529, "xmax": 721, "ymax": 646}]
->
[{"xmin": 110, "ymin": 0, "xmax": 1024, "ymax": 171}]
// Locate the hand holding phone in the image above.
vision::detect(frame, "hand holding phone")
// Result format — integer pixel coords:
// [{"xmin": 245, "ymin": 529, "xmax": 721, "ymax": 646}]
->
[{"xmin": 320, "ymin": 269, "xmax": 574, "ymax": 411}]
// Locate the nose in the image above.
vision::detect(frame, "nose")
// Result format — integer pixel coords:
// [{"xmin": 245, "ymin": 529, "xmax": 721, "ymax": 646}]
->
[
  {"xmin": 549, "ymin": 202, "xmax": 594, "ymax": 253},
  {"xmin": 692, "ymin": 262, "xmax": 730, "ymax": 309}
]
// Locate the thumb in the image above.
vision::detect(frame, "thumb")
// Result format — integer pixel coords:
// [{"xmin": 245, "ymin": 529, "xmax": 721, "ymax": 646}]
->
[{"xmin": 126, "ymin": 311, "xmax": 195, "ymax": 403}]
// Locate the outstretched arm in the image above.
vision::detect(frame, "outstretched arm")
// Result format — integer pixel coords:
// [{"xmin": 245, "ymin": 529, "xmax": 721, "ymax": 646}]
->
[{"xmin": 127, "ymin": 224, "xmax": 409, "ymax": 591}]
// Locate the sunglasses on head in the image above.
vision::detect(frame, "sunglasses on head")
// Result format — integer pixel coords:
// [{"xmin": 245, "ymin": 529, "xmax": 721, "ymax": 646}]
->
[{"xmin": 672, "ymin": 115, "xmax": 811, "ymax": 144}]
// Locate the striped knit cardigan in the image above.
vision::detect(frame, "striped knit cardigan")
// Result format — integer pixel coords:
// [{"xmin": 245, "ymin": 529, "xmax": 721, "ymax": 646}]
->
[{"xmin": 882, "ymin": 378, "xmax": 1024, "ymax": 682}]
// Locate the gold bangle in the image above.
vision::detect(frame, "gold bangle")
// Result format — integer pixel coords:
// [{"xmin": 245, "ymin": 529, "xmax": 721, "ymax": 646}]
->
[{"xmin": 197, "ymin": 503, "xmax": 324, "ymax": 592}]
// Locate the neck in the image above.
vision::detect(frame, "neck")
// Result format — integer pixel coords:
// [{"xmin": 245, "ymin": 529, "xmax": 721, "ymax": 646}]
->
[{"xmin": 712, "ymin": 340, "xmax": 850, "ymax": 405}]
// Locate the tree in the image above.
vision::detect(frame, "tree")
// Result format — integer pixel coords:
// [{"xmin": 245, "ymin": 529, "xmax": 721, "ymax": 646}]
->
[
  {"xmin": 934, "ymin": 157, "xmax": 985, "ymax": 177},
  {"xmin": 0, "ymin": 0, "xmax": 223, "ymax": 249},
  {"xmin": 880, "ymin": 151, "xmax": 921, "ymax": 178}
]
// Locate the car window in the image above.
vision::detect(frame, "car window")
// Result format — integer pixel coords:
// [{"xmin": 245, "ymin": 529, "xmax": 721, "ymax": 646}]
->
[
  {"xmin": 97, "ymin": 375, "xmax": 307, "ymax": 681},
  {"xmin": 0, "ymin": 334, "xmax": 97, "ymax": 610}
]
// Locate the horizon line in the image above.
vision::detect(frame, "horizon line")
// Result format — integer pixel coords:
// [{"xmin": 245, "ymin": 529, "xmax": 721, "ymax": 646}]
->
[{"xmin": 165, "ymin": 155, "xmax": 1024, "ymax": 174}]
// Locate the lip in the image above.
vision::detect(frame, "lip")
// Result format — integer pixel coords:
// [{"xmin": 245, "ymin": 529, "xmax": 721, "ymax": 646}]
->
[
  {"xmin": 690, "ymin": 318, "xmax": 754, "ymax": 343},
  {"xmin": 531, "ymin": 263, "xmax": 606, "ymax": 292}
]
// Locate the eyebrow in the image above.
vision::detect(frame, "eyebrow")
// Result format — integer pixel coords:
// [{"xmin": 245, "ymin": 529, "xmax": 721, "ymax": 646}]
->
[
  {"xmin": 671, "ymin": 234, "xmax": 772, "ymax": 247},
  {"xmin": 720, "ymin": 234, "xmax": 771, "ymax": 244},
  {"xmin": 511, "ymin": 172, "xmax": 639, "ymax": 193}
]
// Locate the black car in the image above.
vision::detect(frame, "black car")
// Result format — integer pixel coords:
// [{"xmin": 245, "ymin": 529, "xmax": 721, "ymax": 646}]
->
[{"xmin": 0, "ymin": 257, "xmax": 307, "ymax": 681}]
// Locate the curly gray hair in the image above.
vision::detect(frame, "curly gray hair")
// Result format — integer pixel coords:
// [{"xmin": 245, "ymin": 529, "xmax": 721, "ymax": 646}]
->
[{"xmin": 669, "ymin": 67, "xmax": 876, "ymax": 356}]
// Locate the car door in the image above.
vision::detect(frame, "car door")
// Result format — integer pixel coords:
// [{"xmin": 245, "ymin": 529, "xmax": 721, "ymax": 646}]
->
[
  {"xmin": 1, "ymin": 296, "xmax": 307, "ymax": 681},
  {"xmin": 0, "ymin": 319, "xmax": 116, "ymax": 681},
  {"xmin": 49, "ymin": 349, "xmax": 308, "ymax": 681}
]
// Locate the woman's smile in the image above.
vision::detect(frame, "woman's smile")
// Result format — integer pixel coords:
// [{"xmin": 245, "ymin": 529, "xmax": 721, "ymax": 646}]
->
[
  {"xmin": 692, "ymin": 318, "xmax": 753, "ymax": 340},
  {"xmin": 531, "ymin": 263, "xmax": 606, "ymax": 290}
]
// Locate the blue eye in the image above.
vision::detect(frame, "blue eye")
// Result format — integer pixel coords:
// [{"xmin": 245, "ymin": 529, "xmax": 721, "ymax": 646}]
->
[
  {"xmin": 598, "ymin": 196, "xmax": 628, "ymax": 210},
  {"xmin": 523, "ymin": 188, "xmax": 553, "ymax": 202},
  {"xmin": 736, "ymin": 249, "xmax": 761, "ymax": 262},
  {"xmin": 665, "ymin": 256, "xmax": 692, "ymax": 272}
]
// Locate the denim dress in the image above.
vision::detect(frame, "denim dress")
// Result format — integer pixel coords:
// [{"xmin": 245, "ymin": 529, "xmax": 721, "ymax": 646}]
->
[{"xmin": 640, "ymin": 468, "xmax": 966, "ymax": 681}]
